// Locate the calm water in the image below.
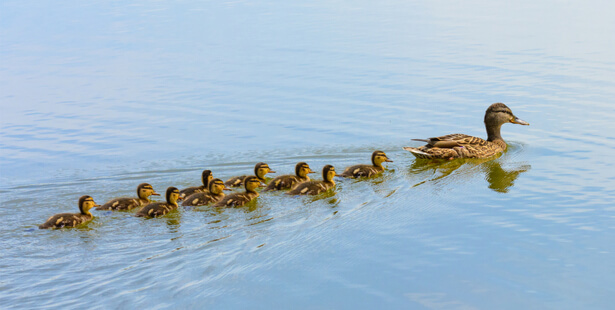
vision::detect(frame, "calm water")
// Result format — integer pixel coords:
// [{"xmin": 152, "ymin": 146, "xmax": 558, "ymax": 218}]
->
[{"xmin": 1, "ymin": 0, "xmax": 615, "ymax": 309}]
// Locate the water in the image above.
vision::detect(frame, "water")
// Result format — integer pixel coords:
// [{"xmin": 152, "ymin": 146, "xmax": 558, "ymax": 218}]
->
[{"xmin": 1, "ymin": 0, "xmax": 615, "ymax": 308}]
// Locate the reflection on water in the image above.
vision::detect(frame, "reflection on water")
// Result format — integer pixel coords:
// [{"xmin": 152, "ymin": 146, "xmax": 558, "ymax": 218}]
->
[{"xmin": 408, "ymin": 152, "xmax": 530, "ymax": 193}]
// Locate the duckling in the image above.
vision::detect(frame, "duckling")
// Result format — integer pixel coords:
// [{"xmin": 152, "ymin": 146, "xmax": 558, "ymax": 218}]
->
[
  {"xmin": 39, "ymin": 195, "xmax": 99, "ymax": 229},
  {"xmin": 180, "ymin": 170, "xmax": 213, "ymax": 199},
  {"xmin": 403, "ymin": 103, "xmax": 529, "ymax": 159},
  {"xmin": 264, "ymin": 162, "xmax": 315, "ymax": 191},
  {"xmin": 287, "ymin": 165, "xmax": 337, "ymax": 195},
  {"xmin": 182, "ymin": 178, "xmax": 231, "ymax": 206},
  {"xmin": 214, "ymin": 176, "xmax": 265, "ymax": 208},
  {"xmin": 135, "ymin": 187, "xmax": 182, "ymax": 218},
  {"xmin": 225, "ymin": 162, "xmax": 275, "ymax": 187},
  {"xmin": 340, "ymin": 151, "xmax": 393, "ymax": 178},
  {"xmin": 96, "ymin": 183, "xmax": 160, "ymax": 211}
]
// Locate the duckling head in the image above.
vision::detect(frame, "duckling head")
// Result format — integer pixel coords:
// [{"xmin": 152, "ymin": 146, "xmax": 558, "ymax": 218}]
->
[
  {"xmin": 295, "ymin": 162, "xmax": 315, "ymax": 178},
  {"xmin": 371, "ymin": 150, "xmax": 393, "ymax": 167},
  {"xmin": 201, "ymin": 170, "xmax": 213, "ymax": 187},
  {"xmin": 322, "ymin": 165, "xmax": 337, "ymax": 182},
  {"xmin": 485, "ymin": 103, "xmax": 529, "ymax": 140},
  {"xmin": 209, "ymin": 178, "xmax": 231, "ymax": 195},
  {"xmin": 78, "ymin": 195, "xmax": 99, "ymax": 215},
  {"xmin": 165, "ymin": 187, "xmax": 182, "ymax": 205},
  {"xmin": 244, "ymin": 176, "xmax": 266, "ymax": 192},
  {"xmin": 137, "ymin": 183, "xmax": 160, "ymax": 200},
  {"xmin": 254, "ymin": 162, "xmax": 275, "ymax": 179}
]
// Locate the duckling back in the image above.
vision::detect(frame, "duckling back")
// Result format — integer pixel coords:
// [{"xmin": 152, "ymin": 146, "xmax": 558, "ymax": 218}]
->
[{"xmin": 39, "ymin": 212, "xmax": 92, "ymax": 229}]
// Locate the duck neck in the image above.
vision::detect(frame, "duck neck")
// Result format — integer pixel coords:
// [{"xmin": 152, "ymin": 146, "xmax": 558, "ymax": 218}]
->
[{"xmin": 486, "ymin": 122, "xmax": 504, "ymax": 142}]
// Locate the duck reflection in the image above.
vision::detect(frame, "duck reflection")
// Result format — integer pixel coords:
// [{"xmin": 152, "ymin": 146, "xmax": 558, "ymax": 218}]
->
[{"xmin": 408, "ymin": 154, "xmax": 530, "ymax": 193}]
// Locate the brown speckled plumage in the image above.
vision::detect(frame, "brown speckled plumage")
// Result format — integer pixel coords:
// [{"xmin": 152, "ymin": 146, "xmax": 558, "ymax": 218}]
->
[
  {"xmin": 182, "ymin": 178, "xmax": 229, "ymax": 206},
  {"xmin": 179, "ymin": 170, "xmax": 213, "ymax": 199},
  {"xmin": 214, "ymin": 176, "xmax": 264, "ymax": 208},
  {"xmin": 264, "ymin": 162, "xmax": 314, "ymax": 191},
  {"xmin": 225, "ymin": 163, "xmax": 275, "ymax": 188},
  {"xmin": 340, "ymin": 151, "xmax": 393, "ymax": 178},
  {"xmin": 97, "ymin": 183, "xmax": 160, "ymax": 211},
  {"xmin": 39, "ymin": 196, "xmax": 98, "ymax": 229},
  {"xmin": 403, "ymin": 103, "xmax": 529, "ymax": 159},
  {"xmin": 287, "ymin": 165, "xmax": 337, "ymax": 195},
  {"xmin": 136, "ymin": 187, "xmax": 181, "ymax": 218}
]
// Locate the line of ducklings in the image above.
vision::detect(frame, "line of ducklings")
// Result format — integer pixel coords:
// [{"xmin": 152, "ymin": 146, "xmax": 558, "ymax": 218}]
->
[
  {"xmin": 40, "ymin": 103, "xmax": 530, "ymax": 229},
  {"xmin": 39, "ymin": 151, "xmax": 393, "ymax": 229}
]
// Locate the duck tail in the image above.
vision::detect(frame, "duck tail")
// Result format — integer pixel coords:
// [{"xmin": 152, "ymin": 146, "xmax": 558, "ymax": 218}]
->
[{"xmin": 402, "ymin": 146, "xmax": 432, "ymax": 159}]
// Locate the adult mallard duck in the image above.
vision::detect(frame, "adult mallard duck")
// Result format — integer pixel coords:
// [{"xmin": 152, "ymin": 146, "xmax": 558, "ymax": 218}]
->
[
  {"xmin": 39, "ymin": 195, "xmax": 99, "ymax": 229},
  {"xmin": 340, "ymin": 151, "xmax": 393, "ymax": 178},
  {"xmin": 264, "ymin": 162, "xmax": 315, "ymax": 191},
  {"xmin": 182, "ymin": 178, "xmax": 231, "ymax": 206},
  {"xmin": 135, "ymin": 187, "xmax": 182, "ymax": 218},
  {"xmin": 225, "ymin": 162, "xmax": 275, "ymax": 187},
  {"xmin": 287, "ymin": 165, "xmax": 337, "ymax": 195},
  {"xmin": 180, "ymin": 170, "xmax": 213, "ymax": 199},
  {"xmin": 403, "ymin": 103, "xmax": 529, "ymax": 159},
  {"xmin": 96, "ymin": 183, "xmax": 160, "ymax": 211},
  {"xmin": 214, "ymin": 176, "xmax": 265, "ymax": 208}
]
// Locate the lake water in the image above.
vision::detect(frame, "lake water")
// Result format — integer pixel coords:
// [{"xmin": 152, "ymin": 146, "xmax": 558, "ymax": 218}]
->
[{"xmin": 1, "ymin": 0, "xmax": 614, "ymax": 309}]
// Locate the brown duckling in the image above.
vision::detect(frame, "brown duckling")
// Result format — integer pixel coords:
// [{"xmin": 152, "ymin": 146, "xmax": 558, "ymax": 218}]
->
[
  {"xmin": 287, "ymin": 165, "xmax": 337, "ymax": 195},
  {"xmin": 225, "ymin": 162, "xmax": 275, "ymax": 187},
  {"xmin": 182, "ymin": 178, "xmax": 231, "ymax": 206},
  {"xmin": 264, "ymin": 162, "xmax": 315, "ymax": 191},
  {"xmin": 340, "ymin": 151, "xmax": 393, "ymax": 178},
  {"xmin": 403, "ymin": 103, "xmax": 529, "ymax": 159},
  {"xmin": 96, "ymin": 183, "xmax": 160, "ymax": 211},
  {"xmin": 214, "ymin": 176, "xmax": 265, "ymax": 208},
  {"xmin": 135, "ymin": 187, "xmax": 182, "ymax": 218},
  {"xmin": 180, "ymin": 170, "xmax": 213, "ymax": 199},
  {"xmin": 39, "ymin": 195, "xmax": 99, "ymax": 229}
]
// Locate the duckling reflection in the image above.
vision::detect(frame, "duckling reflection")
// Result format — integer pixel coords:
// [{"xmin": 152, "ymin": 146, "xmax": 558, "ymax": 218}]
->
[{"xmin": 408, "ymin": 156, "xmax": 530, "ymax": 193}]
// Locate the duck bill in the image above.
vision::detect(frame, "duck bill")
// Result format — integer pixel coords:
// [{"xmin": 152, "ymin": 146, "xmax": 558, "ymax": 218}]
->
[
  {"xmin": 268, "ymin": 170, "xmax": 276, "ymax": 174},
  {"xmin": 385, "ymin": 159, "xmax": 393, "ymax": 162},
  {"xmin": 511, "ymin": 117, "xmax": 529, "ymax": 125},
  {"xmin": 308, "ymin": 170, "xmax": 316, "ymax": 174},
  {"xmin": 151, "ymin": 192, "xmax": 161, "ymax": 196},
  {"xmin": 223, "ymin": 187, "xmax": 232, "ymax": 191}
]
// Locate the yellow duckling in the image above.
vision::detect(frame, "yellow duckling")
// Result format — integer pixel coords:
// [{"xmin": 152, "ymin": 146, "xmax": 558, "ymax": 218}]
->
[
  {"xmin": 339, "ymin": 151, "xmax": 393, "ymax": 178},
  {"xmin": 39, "ymin": 195, "xmax": 99, "ymax": 229},
  {"xmin": 225, "ymin": 162, "xmax": 275, "ymax": 187},
  {"xmin": 287, "ymin": 165, "xmax": 337, "ymax": 195},
  {"xmin": 403, "ymin": 103, "xmax": 529, "ymax": 159},
  {"xmin": 264, "ymin": 162, "xmax": 315, "ymax": 191},
  {"xmin": 135, "ymin": 187, "xmax": 182, "ymax": 218},
  {"xmin": 179, "ymin": 170, "xmax": 213, "ymax": 199},
  {"xmin": 182, "ymin": 178, "xmax": 231, "ymax": 206},
  {"xmin": 96, "ymin": 183, "xmax": 160, "ymax": 211},
  {"xmin": 214, "ymin": 176, "xmax": 265, "ymax": 208}
]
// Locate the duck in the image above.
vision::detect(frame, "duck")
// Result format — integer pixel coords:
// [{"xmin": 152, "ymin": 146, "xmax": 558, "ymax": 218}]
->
[
  {"xmin": 96, "ymin": 183, "xmax": 160, "ymax": 211},
  {"xmin": 340, "ymin": 151, "xmax": 393, "ymax": 178},
  {"xmin": 286, "ymin": 165, "xmax": 337, "ymax": 195},
  {"xmin": 225, "ymin": 162, "xmax": 275, "ymax": 187},
  {"xmin": 264, "ymin": 162, "xmax": 315, "ymax": 191},
  {"xmin": 39, "ymin": 195, "xmax": 99, "ymax": 229},
  {"xmin": 214, "ymin": 176, "xmax": 265, "ymax": 208},
  {"xmin": 180, "ymin": 170, "xmax": 213, "ymax": 199},
  {"xmin": 135, "ymin": 187, "xmax": 182, "ymax": 218},
  {"xmin": 181, "ymin": 178, "xmax": 231, "ymax": 206},
  {"xmin": 403, "ymin": 103, "xmax": 529, "ymax": 159}
]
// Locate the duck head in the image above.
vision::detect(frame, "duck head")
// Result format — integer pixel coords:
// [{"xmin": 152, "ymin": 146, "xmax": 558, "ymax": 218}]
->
[
  {"xmin": 254, "ymin": 162, "xmax": 275, "ymax": 179},
  {"xmin": 165, "ymin": 187, "xmax": 182, "ymax": 205},
  {"xmin": 371, "ymin": 150, "xmax": 393, "ymax": 167},
  {"xmin": 78, "ymin": 195, "xmax": 99, "ymax": 215},
  {"xmin": 208, "ymin": 178, "xmax": 231, "ymax": 195},
  {"xmin": 201, "ymin": 170, "xmax": 213, "ymax": 188},
  {"xmin": 295, "ymin": 162, "xmax": 316, "ymax": 178},
  {"xmin": 322, "ymin": 165, "xmax": 337, "ymax": 183},
  {"xmin": 137, "ymin": 183, "xmax": 160, "ymax": 200},
  {"xmin": 484, "ymin": 103, "xmax": 529, "ymax": 141},
  {"xmin": 244, "ymin": 176, "xmax": 266, "ymax": 193}
]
